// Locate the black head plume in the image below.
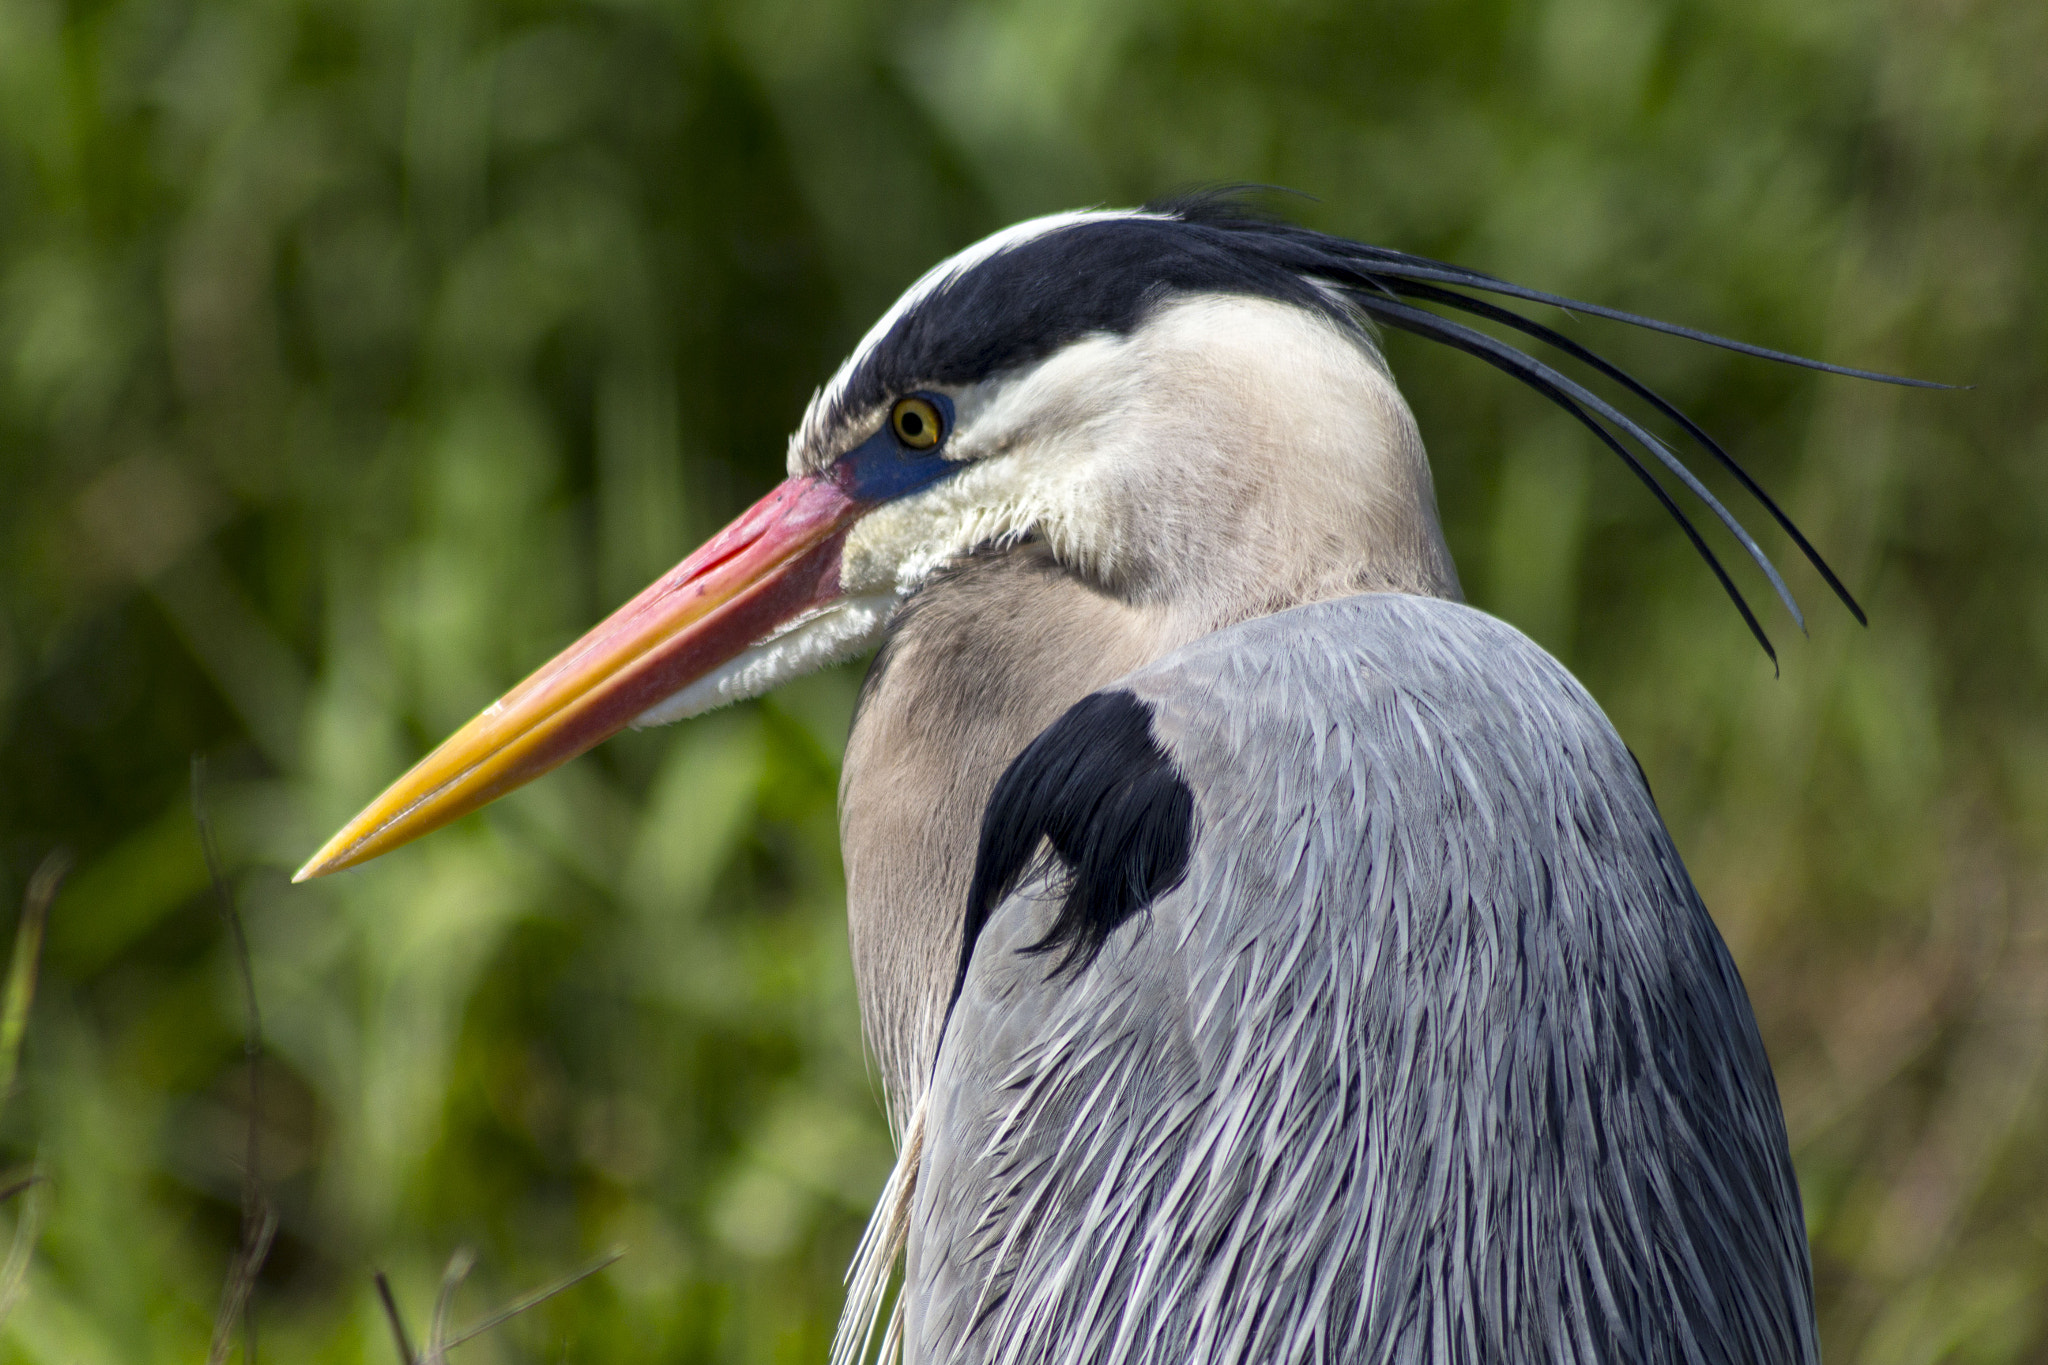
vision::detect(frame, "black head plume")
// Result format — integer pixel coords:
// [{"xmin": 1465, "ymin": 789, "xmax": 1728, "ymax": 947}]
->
[
  {"xmin": 827, "ymin": 189, "xmax": 1946, "ymax": 665},
  {"xmin": 1150, "ymin": 187, "xmax": 1951, "ymax": 667}
]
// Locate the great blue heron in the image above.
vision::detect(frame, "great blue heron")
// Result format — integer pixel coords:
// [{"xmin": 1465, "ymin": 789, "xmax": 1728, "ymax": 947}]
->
[{"xmin": 298, "ymin": 194, "xmax": 1932, "ymax": 1362}]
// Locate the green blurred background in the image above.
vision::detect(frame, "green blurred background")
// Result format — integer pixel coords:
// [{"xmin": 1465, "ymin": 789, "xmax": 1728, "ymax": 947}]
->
[{"xmin": 0, "ymin": 0, "xmax": 2042, "ymax": 1358}]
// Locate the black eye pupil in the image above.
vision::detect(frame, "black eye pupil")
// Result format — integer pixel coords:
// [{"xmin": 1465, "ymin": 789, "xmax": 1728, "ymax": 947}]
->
[{"xmin": 901, "ymin": 411, "xmax": 924, "ymax": 438}]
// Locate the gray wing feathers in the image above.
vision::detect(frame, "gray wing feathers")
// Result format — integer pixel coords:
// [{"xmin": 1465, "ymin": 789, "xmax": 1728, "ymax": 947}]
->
[{"xmin": 904, "ymin": 593, "xmax": 1815, "ymax": 1365}]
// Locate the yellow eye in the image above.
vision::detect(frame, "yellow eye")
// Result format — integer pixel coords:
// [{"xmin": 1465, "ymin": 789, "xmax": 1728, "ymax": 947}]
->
[{"xmin": 890, "ymin": 396, "xmax": 943, "ymax": 450}]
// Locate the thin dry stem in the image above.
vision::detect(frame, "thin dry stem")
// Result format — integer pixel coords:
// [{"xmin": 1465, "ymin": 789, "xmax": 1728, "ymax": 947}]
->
[
  {"xmin": 439, "ymin": 1246, "xmax": 626, "ymax": 1352},
  {"xmin": 423, "ymin": 1247, "xmax": 476, "ymax": 1365},
  {"xmin": 0, "ymin": 851, "xmax": 68, "ymax": 1332},
  {"xmin": 375, "ymin": 1270, "xmax": 419, "ymax": 1365},
  {"xmin": 0, "ymin": 850, "xmax": 68, "ymax": 1106},
  {"xmin": 0, "ymin": 1172, "xmax": 48, "ymax": 1325},
  {"xmin": 196, "ymin": 758, "xmax": 276, "ymax": 1365}
]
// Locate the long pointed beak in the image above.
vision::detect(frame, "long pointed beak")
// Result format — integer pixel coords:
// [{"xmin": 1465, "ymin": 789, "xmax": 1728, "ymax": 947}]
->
[{"xmin": 295, "ymin": 472, "xmax": 863, "ymax": 881}]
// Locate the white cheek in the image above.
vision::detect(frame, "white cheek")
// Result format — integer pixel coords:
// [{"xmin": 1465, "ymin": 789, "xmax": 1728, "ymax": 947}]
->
[
  {"xmin": 836, "ymin": 445, "xmax": 1122, "ymax": 599},
  {"xmin": 839, "ymin": 459, "xmax": 1035, "ymax": 595},
  {"xmin": 629, "ymin": 593, "xmax": 898, "ymax": 727},
  {"xmin": 837, "ymin": 350, "xmax": 1142, "ymax": 596}
]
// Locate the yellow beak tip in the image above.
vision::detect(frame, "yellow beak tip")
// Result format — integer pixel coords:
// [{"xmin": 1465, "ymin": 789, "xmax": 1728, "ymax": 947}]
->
[{"xmin": 292, "ymin": 838, "xmax": 361, "ymax": 883}]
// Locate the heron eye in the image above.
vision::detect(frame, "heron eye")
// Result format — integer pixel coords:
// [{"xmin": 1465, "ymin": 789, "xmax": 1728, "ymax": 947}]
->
[{"xmin": 891, "ymin": 396, "xmax": 943, "ymax": 450}]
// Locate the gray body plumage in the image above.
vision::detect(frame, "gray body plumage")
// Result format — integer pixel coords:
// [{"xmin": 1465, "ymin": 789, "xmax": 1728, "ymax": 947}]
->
[{"xmin": 905, "ymin": 594, "xmax": 1815, "ymax": 1364}]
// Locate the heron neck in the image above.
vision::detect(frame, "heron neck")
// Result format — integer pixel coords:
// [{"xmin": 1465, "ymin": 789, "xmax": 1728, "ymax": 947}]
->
[{"xmin": 838, "ymin": 534, "xmax": 1459, "ymax": 1128}]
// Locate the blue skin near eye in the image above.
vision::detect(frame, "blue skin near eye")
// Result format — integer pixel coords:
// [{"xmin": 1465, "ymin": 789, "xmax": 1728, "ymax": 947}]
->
[{"xmin": 838, "ymin": 392, "xmax": 962, "ymax": 502}]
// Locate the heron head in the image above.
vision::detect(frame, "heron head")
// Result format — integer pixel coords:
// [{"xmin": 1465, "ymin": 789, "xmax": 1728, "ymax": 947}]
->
[
  {"xmin": 298, "ymin": 193, "xmax": 1899, "ymax": 880},
  {"xmin": 792, "ymin": 237, "xmax": 1459, "ymax": 631},
  {"xmin": 296, "ymin": 205, "xmax": 1458, "ymax": 879}
]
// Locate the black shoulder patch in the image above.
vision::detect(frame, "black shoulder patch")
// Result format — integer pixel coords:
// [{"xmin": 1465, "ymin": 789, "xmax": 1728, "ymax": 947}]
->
[{"xmin": 955, "ymin": 690, "xmax": 1195, "ymax": 1006}]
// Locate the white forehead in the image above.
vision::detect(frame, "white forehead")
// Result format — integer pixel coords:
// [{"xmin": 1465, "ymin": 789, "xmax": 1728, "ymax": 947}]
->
[{"xmin": 789, "ymin": 208, "xmax": 1166, "ymax": 470}]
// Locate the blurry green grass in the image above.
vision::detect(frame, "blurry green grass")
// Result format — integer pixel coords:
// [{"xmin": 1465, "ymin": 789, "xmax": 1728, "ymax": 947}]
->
[{"xmin": 0, "ymin": 0, "xmax": 2042, "ymax": 1361}]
